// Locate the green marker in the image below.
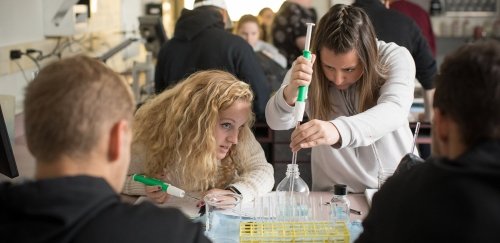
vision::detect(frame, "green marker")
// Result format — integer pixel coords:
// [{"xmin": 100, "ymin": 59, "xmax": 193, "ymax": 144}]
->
[{"xmin": 132, "ymin": 174, "xmax": 185, "ymax": 198}]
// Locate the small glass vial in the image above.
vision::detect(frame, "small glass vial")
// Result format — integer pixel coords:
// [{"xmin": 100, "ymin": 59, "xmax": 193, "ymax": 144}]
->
[
  {"xmin": 275, "ymin": 164, "xmax": 310, "ymax": 194},
  {"xmin": 331, "ymin": 184, "xmax": 350, "ymax": 224}
]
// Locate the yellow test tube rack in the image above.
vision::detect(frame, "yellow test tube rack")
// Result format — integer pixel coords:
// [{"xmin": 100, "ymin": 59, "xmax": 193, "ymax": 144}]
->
[{"xmin": 239, "ymin": 221, "xmax": 350, "ymax": 243}]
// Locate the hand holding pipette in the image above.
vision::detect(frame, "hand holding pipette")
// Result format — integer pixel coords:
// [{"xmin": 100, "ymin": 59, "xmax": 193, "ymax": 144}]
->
[
  {"xmin": 283, "ymin": 23, "xmax": 316, "ymax": 108},
  {"xmin": 284, "ymin": 23, "xmax": 315, "ymax": 158},
  {"xmin": 287, "ymin": 22, "xmax": 342, "ymax": 152},
  {"xmin": 293, "ymin": 22, "xmax": 315, "ymax": 125}
]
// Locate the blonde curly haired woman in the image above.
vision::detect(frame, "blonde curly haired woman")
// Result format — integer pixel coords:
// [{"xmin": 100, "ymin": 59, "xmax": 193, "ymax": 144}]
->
[{"xmin": 123, "ymin": 70, "xmax": 274, "ymax": 203}]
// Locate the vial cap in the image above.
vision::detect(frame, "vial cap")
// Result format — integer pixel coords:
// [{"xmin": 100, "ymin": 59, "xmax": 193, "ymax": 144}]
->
[{"xmin": 334, "ymin": 184, "xmax": 347, "ymax": 195}]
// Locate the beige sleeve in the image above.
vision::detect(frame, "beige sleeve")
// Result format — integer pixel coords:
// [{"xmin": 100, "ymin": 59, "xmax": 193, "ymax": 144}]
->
[
  {"xmin": 229, "ymin": 131, "xmax": 275, "ymax": 202},
  {"xmin": 121, "ymin": 146, "xmax": 147, "ymax": 196}
]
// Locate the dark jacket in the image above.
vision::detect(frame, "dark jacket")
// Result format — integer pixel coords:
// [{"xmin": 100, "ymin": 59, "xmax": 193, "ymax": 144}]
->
[
  {"xmin": 155, "ymin": 7, "xmax": 270, "ymax": 120},
  {"xmin": 357, "ymin": 140, "xmax": 500, "ymax": 243},
  {"xmin": 0, "ymin": 176, "xmax": 210, "ymax": 243},
  {"xmin": 353, "ymin": 0, "xmax": 437, "ymax": 90}
]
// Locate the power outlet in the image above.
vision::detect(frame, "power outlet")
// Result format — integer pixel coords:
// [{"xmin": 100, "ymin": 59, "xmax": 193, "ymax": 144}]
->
[{"xmin": 9, "ymin": 50, "xmax": 22, "ymax": 60}]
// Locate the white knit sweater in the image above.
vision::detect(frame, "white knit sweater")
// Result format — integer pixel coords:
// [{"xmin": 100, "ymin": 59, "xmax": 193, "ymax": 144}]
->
[
  {"xmin": 122, "ymin": 131, "xmax": 274, "ymax": 202},
  {"xmin": 266, "ymin": 41, "xmax": 417, "ymax": 192}
]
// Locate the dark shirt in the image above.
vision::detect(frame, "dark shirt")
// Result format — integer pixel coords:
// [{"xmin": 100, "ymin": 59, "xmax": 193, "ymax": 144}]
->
[
  {"xmin": 272, "ymin": 1, "xmax": 317, "ymax": 69},
  {"xmin": 390, "ymin": 0, "xmax": 436, "ymax": 56},
  {"xmin": 357, "ymin": 140, "xmax": 500, "ymax": 243},
  {"xmin": 353, "ymin": 0, "xmax": 437, "ymax": 90},
  {"xmin": 155, "ymin": 7, "xmax": 270, "ymax": 120},
  {"xmin": 0, "ymin": 176, "xmax": 210, "ymax": 243}
]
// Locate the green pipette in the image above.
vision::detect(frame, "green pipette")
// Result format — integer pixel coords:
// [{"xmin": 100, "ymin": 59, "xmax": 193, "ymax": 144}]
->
[{"xmin": 292, "ymin": 22, "xmax": 315, "ymax": 166}]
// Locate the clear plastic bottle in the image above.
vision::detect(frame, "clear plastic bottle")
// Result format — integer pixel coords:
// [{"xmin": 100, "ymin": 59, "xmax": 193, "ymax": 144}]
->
[
  {"xmin": 275, "ymin": 164, "xmax": 310, "ymax": 194},
  {"xmin": 331, "ymin": 184, "xmax": 350, "ymax": 224},
  {"xmin": 275, "ymin": 164, "xmax": 309, "ymax": 220}
]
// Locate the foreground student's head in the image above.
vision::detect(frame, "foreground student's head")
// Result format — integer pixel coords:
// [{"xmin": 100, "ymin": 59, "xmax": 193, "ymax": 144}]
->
[
  {"xmin": 432, "ymin": 40, "xmax": 500, "ymax": 158},
  {"xmin": 24, "ymin": 55, "xmax": 135, "ymax": 192}
]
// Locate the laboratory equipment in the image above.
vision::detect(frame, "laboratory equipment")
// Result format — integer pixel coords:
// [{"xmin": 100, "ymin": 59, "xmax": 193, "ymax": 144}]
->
[
  {"xmin": 240, "ymin": 221, "xmax": 350, "ymax": 242},
  {"xmin": 287, "ymin": 22, "xmax": 315, "ymax": 197},
  {"xmin": 204, "ymin": 192, "xmax": 242, "ymax": 242},
  {"xmin": 43, "ymin": 0, "xmax": 88, "ymax": 36},
  {"xmin": 412, "ymin": 122, "xmax": 421, "ymax": 154},
  {"xmin": 331, "ymin": 184, "xmax": 350, "ymax": 224},
  {"xmin": 395, "ymin": 122, "xmax": 425, "ymax": 174},
  {"xmin": 291, "ymin": 22, "xmax": 315, "ymax": 166},
  {"xmin": 276, "ymin": 164, "xmax": 310, "ymax": 194},
  {"xmin": 293, "ymin": 22, "xmax": 315, "ymax": 126},
  {"xmin": 131, "ymin": 52, "xmax": 155, "ymax": 104},
  {"xmin": 132, "ymin": 174, "xmax": 195, "ymax": 199},
  {"xmin": 275, "ymin": 164, "xmax": 310, "ymax": 221},
  {"xmin": 138, "ymin": 15, "xmax": 168, "ymax": 58},
  {"xmin": 0, "ymin": 104, "xmax": 18, "ymax": 178}
]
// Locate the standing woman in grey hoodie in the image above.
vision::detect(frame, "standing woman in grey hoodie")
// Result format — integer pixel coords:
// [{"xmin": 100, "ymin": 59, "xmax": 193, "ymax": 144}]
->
[{"xmin": 266, "ymin": 4, "xmax": 417, "ymax": 193}]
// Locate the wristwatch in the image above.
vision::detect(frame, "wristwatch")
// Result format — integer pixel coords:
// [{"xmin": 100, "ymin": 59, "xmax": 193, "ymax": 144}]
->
[{"xmin": 226, "ymin": 185, "xmax": 241, "ymax": 195}]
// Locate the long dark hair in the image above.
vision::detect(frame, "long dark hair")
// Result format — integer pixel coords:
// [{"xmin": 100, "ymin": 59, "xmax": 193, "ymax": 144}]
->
[{"xmin": 309, "ymin": 4, "xmax": 387, "ymax": 120}]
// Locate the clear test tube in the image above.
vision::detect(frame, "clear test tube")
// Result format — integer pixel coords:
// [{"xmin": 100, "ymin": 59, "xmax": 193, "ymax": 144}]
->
[
  {"xmin": 252, "ymin": 197, "xmax": 260, "ymax": 222},
  {"xmin": 310, "ymin": 196, "xmax": 317, "ymax": 221},
  {"xmin": 263, "ymin": 196, "xmax": 268, "ymax": 221},
  {"xmin": 259, "ymin": 196, "xmax": 265, "ymax": 222}
]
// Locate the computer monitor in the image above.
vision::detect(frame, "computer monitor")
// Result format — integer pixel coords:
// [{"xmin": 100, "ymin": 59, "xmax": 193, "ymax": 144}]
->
[
  {"xmin": 138, "ymin": 15, "xmax": 168, "ymax": 58},
  {"xmin": 0, "ymin": 105, "xmax": 18, "ymax": 178}
]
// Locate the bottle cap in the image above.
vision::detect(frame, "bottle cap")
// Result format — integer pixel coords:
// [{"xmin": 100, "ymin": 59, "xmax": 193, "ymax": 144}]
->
[{"xmin": 334, "ymin": 184, "xmax": 347, "ymax": 195}]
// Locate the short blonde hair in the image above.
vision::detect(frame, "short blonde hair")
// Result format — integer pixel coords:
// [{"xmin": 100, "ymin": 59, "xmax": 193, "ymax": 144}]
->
[
  {"xmin": 134, "ymin": 70, "xmax": 254, "ymax": 191},
  {"xmin": 24, "ymin": 55, "xmax": 135, "ymax": 162}
]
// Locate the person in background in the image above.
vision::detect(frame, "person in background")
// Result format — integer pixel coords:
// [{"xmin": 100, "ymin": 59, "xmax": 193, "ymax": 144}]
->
[
  {"xmin": 123, "ymin": 70, "xmax": 274, "ymax": 204},
  {"xmin": 235, "ymin": 14, "xmax": 287, "ymax": 69},
  {"xmin": 353, "ymin": 0, "xmax": 437, "ymax": 122},
  {"xmin": 385, "ymin": 0, "xmax": 436, "ymax": 57},
  {"xmin": 356, "ymin": 41, "xmax": 500, "ymax": 243},
  {"xmin": 257, "ymin": 7, "xmax": 274, "ymax": 43},
  {"xmin": 0, "ymin": 56, "xmax": 210, "ymax": 243},
  {"xmin": 236, "ymin": 14, "xmax": 288, "ymax": 92},
  {"xmin": 154, "ymin": 0, "xmax": 269, "ymax": 121},
  {"xmin": 272, "ymin": 0, "xmax": 317, "ymax": 68},
  {"xmin": 266, "ymin": 4, "xmax": 417, "ymax": 193}
]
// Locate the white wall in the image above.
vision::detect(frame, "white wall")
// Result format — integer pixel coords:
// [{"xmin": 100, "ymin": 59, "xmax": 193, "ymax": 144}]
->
[
  {"xmin": 0, "ymin": 1, "xmax": 45, "ymax": 47},
  {"xmin": 0, "ymin": 0, "xmax": 145, "ymax": 114}
]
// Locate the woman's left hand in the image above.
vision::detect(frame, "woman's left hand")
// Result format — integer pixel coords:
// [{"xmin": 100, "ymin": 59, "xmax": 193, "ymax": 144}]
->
[{"xmin": 290, "ymin": 119, "xmax": 341, "ymax": 152}]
